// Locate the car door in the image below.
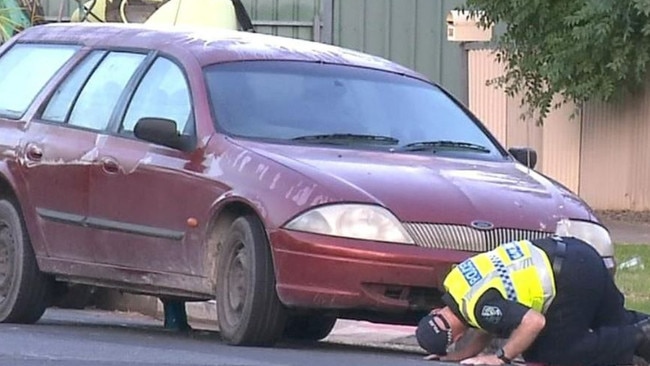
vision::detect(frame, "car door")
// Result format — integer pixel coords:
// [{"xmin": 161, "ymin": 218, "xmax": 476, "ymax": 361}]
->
[
  {"xmin": 88, "ymin": 56, "xmax": 219, "ymax": 277},
  {"xmin": 0, "ymin": 43, "xmax": 93, "ymax": 260},
  {"xmin": 26, "ymin": 50, "xmax": 148, "ymax": 261}
]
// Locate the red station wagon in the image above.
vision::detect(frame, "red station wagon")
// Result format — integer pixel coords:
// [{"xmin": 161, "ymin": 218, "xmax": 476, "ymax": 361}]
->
[{"xmin": 0, "ymin": 23, "xmax": 614, "ymax": 346}]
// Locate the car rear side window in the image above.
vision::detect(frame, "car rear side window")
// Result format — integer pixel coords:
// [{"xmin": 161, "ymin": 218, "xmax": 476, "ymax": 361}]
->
[
  {"xmin": 0, "ymin": 44, "xmax": 78, "ymax": 119},
  {"xmin": 121, "ymin": 57, "xmax": 193, "ymax": 135},
  {"xmin": 41, "ymin": 51, "xmax": 106, "ymax": 123},
  {"xmin": 68, "ymin": 52, "xmax": 146, "ymax": 130}
]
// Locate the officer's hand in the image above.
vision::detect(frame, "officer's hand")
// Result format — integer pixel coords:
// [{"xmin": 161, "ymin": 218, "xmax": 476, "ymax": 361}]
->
[{"xmin": 460, "ymin": 354, "xmax": 506, "ymax": 365}]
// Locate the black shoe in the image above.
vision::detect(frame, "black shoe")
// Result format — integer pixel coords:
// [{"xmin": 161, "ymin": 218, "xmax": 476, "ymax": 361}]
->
[
  {"xmin": 164, "ymin": 322, "xmax": 193, "ymax": 333},
  {"xmin": 635, "ymin": 318, "xmax": 650, "ymax": 361}
]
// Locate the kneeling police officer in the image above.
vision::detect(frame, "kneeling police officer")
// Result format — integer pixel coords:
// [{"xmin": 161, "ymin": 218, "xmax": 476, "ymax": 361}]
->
[{"xmin": 416, "ymin": 236, "xmax": 650, "ymax": 365}]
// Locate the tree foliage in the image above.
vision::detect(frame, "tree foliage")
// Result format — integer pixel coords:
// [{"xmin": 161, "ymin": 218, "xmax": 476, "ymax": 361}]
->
[
  {"xmin": 463, "ymin": 0, "xmax": 650, "ymax": 124},
  {"xmin": 0, "ymin": 8, "xmax": 18, "ymax": 42},
  {"xmin": 0, "ymin": 1, "xmax": 44, "ymax": 43}
]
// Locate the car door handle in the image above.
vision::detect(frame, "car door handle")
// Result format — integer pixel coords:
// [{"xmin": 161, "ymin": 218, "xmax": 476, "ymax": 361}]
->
[
  {"xmin": 100, "ymin": 157, "xmax": 121, "ymax": 174},
  {"xmin": 25, "ymin": 143, "xmax": 43, "ymax": 161}
]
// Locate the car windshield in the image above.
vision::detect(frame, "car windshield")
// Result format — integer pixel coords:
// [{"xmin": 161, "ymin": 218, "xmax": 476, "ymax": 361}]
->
[{"xmin": 204, "ymin": 61, "xmax": 505, "ymax": 159}]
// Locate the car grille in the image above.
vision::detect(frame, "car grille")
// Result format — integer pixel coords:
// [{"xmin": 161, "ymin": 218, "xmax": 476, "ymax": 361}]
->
[{"xmin": 403, "ymin": 223, "xmax": 552, "ymax": 252}]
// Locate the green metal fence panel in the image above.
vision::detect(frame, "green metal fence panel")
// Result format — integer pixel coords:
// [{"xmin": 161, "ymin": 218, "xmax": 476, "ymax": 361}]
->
[
  {"xmin": 333, "ymin": 0, "xmax": 467, "ymax": 102},
  {"xmin": 40, "ymin": 0, "xmax": 78, "ymax": 21},
  {"xmin": 39, "ymin": 0, "xmax": 325, "ymax": 40},
  {"xmin": 241, "ymin": 0, "xmax": 323, "ymax": 41}
]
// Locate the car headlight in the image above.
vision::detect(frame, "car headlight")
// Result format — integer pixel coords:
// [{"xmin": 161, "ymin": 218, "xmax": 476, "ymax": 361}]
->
[
  {"xmin": 284, "ymin": 204, "xmax": 414, "ymax": 244},
  {"xmin": 555, "ymin": 219, "xmax": 615, "ymax": 269}
]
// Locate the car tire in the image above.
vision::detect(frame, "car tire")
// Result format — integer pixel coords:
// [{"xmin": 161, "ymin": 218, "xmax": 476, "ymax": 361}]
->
[
  {"xmin": 0, "ymin": 199, "xmax": 51, "ymax": 323},
  {"xmin": 216, "ymin": 215, "xmax": 287, "ymax": 346},
  {"xmin": 283, "ymin": 314, "xmax": 337, "ymax": 341}
]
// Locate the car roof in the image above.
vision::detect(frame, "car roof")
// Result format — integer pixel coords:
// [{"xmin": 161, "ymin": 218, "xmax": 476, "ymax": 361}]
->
[{"xmin": 16, "ymin": 23, "xmax": 426, "ymax": 80}]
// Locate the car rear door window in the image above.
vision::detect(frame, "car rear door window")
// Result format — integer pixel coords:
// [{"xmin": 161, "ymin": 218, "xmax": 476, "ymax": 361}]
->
[
  {"xmin": 0, "ymin": 44, "xmax": 78, "ymax": 119},
  {"xmin": 121, "ymin": 57, "xmax": 193, "ymax": 135},
  {"xmin": 41, "ymin": 51, "xmax": 106, "ymax": 123},
  {"xmin": 68, "ymin": 52, "xmax": 146, "ymax": 131}
]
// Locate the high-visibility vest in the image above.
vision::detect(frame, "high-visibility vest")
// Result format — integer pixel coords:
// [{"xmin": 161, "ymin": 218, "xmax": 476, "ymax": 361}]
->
[{"xmin": 444, "ymin": 240, "xmax": 557, "ymax": 329}]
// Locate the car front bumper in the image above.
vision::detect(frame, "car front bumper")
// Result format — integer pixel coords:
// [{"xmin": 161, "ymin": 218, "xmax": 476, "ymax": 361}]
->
[{"xmin": 271, "ymin": 229, "xmax": 473, "ymax": 313}]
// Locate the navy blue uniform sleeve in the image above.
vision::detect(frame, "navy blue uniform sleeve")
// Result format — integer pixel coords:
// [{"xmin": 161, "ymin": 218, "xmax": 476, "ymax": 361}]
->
[{"xmin": 474, "ymin": 288, "xmax": 530, "ymax": 337}]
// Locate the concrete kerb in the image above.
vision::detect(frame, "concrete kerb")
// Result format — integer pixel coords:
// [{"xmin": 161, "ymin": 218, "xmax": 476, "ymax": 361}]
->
[
  {"xmin": 185, "ymin": 300, "xmax": 218, "ymax": 327},
  {"xmin": 601, "ymin": 218, "xmax": 650, "ymax": 245},
  {"xmin": 323, "ymin": 320, "xmax": 421, "ymax": 352}
]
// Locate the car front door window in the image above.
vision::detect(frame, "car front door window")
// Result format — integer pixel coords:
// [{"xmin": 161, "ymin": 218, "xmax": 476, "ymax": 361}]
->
[{"xmin": 121, "ymin": 57, "xmax": 193, "ymax": 136}]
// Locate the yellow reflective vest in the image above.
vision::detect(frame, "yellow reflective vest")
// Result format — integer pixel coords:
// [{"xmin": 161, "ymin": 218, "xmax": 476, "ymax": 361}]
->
[{"xmin": 444, "ymin": 240, "xmax": 557, "ymax": 329}]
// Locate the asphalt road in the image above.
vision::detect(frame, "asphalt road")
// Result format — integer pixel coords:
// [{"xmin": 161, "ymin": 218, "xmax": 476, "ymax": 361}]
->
[{"xmin": 0, "ymin": 308, "xmax": 431, "ymax": 366}]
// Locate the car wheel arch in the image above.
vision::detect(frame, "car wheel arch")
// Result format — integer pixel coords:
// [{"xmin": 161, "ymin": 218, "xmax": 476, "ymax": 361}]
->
[{"xmin": 205, "ymin": 200, "xmax": 275, "ymax": 290}]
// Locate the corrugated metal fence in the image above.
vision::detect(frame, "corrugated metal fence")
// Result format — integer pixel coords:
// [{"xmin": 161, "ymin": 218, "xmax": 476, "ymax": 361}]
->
[
  {"xmin": 581, "ymin": 94, "xmax": 650, "ymax": 210},
  {"xmin": 239, "ymin": 0, "xmax": 328, "ymax": 42},
  {"xmin": 42, "ymin": 0, "xmax": 328, "ymax": 40},
  {"xmin": 40, "ymin": 0, "xmax": 77, "ymax": 22},
  {"xmin": 333, "ymin": 0, "xmax": 466, "ymax": 100},
  {"xmin": 468, "ymin": 48, "xmax": 650, "ymax": 211}
]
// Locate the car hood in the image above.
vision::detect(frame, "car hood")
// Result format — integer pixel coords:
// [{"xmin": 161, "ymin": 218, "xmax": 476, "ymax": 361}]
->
[{"xmin": 236, "ymin": 141, "xmax": 594, "ymax": 232}]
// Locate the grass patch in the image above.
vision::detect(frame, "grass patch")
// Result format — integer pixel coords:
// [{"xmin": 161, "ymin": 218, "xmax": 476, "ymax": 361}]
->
[{"xmin": 615, "ymin": 244, "xmax": 650, "ymax": 314}]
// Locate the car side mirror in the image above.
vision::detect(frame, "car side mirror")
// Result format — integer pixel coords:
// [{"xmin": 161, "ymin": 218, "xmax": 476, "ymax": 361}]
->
[
  {"xmin": 508, "ymin": 147, "xmax": 538, "ymax": 169},
  {"xmin": 134, "ymin": 117, "xmax": 192, "ymax": 151}
]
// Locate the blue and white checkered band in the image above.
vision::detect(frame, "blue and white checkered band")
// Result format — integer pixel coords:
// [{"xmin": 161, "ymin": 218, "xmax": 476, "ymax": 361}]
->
[{"xmin": 488, "ymin": 253, "xmax": 518, "ymax": 301}]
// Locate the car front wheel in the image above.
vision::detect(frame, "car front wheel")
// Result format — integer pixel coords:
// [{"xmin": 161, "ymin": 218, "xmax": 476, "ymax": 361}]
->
[
  {"xmin": 215, "ymin": 215, "xmax": 287, "ymax": 346},
  {"xmin": 0, "ymin": 199, "xmax": 51, "ymax": 323}
]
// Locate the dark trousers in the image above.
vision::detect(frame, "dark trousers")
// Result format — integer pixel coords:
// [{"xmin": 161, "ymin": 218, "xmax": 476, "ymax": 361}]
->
[
  {"xmin": 161, "ymin": 298, "xmax": 190, "ymax": 331},
  {"xmin": 523, "ymin": 237, "xmax": 647, "ymax": 366}
]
